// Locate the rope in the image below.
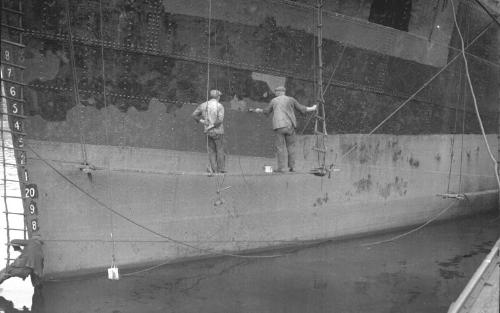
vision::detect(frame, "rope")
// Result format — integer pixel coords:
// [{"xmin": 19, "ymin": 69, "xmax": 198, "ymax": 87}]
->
[
  {"xmin": 26, "ymin": 144, "xmax": 285, "ymax": 259},
  {"xmin": 299, "ymin": 44, "xmax": 346, "ymax": 135},
  {"xmin": 361, "ymin": 199, "xmax": 459, "ymax": 247},
  {"xmin": 205, "ymin": 0, "xmax": 212, "ymax": 104},
  {"xmin": 473, "ymin": 0, "xmax": 500, "ymax": 27},
  {"xmin": 98, "ymin": 0, "xmax": 116, "ymax": 268},
  {"xmin": 338, "ymin": 21, "xmax": 494, "ymax": 162},
  {"xmin": 203, "ymin": 0, "xmax": 226, "ymax": 201},
  {"xmin": 313, "ymin": 0, "xmax": 327, "ymax": 171},
  {"xmin": 64, "ymin": 0, "xmax": 88, "ymax": 165},
  {"xmin": 322, "ymin": 44, "xmax": 346, "ymax": 98},
  {"xmin": 458, "ymin": 13, "xmax": 470, "ymax": 193},
  {"xmin": 451, "ymin": 0, "xmax": 500, "ymax": 190},
  {"xmin": 272, "ymin": 0, "xmax": 500, "ymax": 69},
  {"xmin": 446, "ymin": 107, "xmax": 459, "ymax": 193},
  {"xmin": 359, "ymin": 2, "xmax": 500, "ymax": 247}
]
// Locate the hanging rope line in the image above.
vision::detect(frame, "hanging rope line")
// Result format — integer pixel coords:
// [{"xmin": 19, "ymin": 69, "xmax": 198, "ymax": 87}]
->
[
  {"xmin": 338, "ymin": 21, "xmax": 494, "ymax": 162},
  {"xmin": 311, "ymin": 0, "xmax": 329, "ymax": 175},
  {"xmin": 300, "ymin": 44, "xmax": 345, "ymax": 135},
  {"xmin": 273, "ymin": 0, "xmax": 500, "ymax": 69},
  {"xmin": 322, "ymin": 44, "xmax": 346, "ymax": 98},
  {"xmin": 25, "ymin": 0, "xmax": 498, "ymax": 274},
  {"xmin": 205, "ymin": 0, "xmax": 212, "ymax": 104},
  {"xmin": 360, "ymin": 2, "xmax": 500, "ymax": 247},
  {"xmin": 446, "ymin": 107, "xmax": 459, "ymax": 194},
  {"xmin": 451, "ymin": 0, "xmax": 500, "ymax": 190},
  {"xmin": 473, "ymin": 0, "xmax": 500, "ymax": 27},
  {"xmin": 203, "ymin": 0, "xmax": 226, "ymax": 203},
  {"xmin": 64, "ymin": 0, "xmax": 88, "ymax": 165},
  {"xmin": 361, "ymin": 199, "xmax": 459, "ymax": 247},
  {"xmin": 26, "ymin": 144, "xmax": 285, "ymax": 259},
  {"xmin": 458, "ymin": 12, "xmax": 470, "ymax": 194},
  {"xmin": 458, "ymin": 64, "xmax": 467, "ymax": 192},
  {"xmin": 98, "ymin": 0, "xmax": 117, "ymax": 269}
]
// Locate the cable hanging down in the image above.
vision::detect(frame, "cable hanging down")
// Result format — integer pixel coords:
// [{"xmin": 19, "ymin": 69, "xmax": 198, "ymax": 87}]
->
[
  {"xmin": 27, "ymin": 144, "xmax": 285, "ymax": 261},
  {"xmin": 97, "ymin": 0, "xmax": 118, "ymax": 274},
  {"xmin": 450, "ymin": 0, "xmax": 500, "ymax": 191},
  {"xmin": 362, "ymin": 2, "xmax": 500, "ymax": 247},
  {"xmin": 64, "ymin": 0, "xmax": 89, "ymax": 167},
  {"xmin": 338, "ymin": 21, "xmax": 494, "ymax": 162},
  {"xmin": 23, "ymin": 0, "xmax": 499, "ymax": 276}
]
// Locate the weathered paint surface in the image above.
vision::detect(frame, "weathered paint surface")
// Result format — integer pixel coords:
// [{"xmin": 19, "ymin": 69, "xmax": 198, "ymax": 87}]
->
[
  {"xmin": 27, "ymin": 133, "xmax": 498, "ymax": 275},
  {"xmin": 18, "ymin": 0, "xmax": 500, "ymax": 157},
  {"xmin": 3, "ymin": 0, "xmax": 499, "ymax": 276}
]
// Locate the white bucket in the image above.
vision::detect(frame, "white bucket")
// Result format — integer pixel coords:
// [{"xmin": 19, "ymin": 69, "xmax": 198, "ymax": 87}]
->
[
  {"xmin": 264, "ymin": 165, "xmax": 273, "ymax": 173},
  {"xmin": 107, "ymin": 266, "xmax": 120, "ymax": 280}
]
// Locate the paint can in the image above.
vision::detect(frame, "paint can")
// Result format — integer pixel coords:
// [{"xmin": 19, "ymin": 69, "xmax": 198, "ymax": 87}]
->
[
  {"xmin": 264, "ymin": 165, "xmax": 273, "ymax": 173},
  {"xmin": 107, "ymin": 266, "xmax": 120, "ymax": 280}
]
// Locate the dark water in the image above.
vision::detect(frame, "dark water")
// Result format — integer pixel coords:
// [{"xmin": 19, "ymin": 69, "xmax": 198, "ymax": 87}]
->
[{"xmin": 2, "ymin": 211, "xmax": 499, "ymax": 313}]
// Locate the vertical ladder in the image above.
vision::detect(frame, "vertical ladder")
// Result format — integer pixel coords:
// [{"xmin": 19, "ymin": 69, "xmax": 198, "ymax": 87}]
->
[
  {"xmin": 1, "ymin": 0, "xmax": 39, "ymax": 268},
  {"xmin": 312, "ymin": 0, "xmax": 328, "ymax": 176}
]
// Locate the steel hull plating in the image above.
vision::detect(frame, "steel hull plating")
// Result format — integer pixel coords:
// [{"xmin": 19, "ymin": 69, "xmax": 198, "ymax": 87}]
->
[
  {"xmin": 1, "ymin": 0, "xmax": 498, "ymax": 277},
  {"xmin": 28, "ymin": 132, "xmax": 498, "ymax": 276}
]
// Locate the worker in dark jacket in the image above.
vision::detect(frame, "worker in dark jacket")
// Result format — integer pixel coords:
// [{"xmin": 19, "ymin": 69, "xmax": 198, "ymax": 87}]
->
[
  {"xmin": 0, "ymin": 234, "xmax": 44, "ymax": 287},
  {"xmin": 252, "ymin": 86, "xmax": 316, "ymax": 172}
]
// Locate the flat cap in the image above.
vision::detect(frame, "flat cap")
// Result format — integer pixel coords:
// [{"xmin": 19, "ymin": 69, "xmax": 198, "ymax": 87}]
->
[
  {"xmin": 210, "ymin": 89, "xmax": 222, "ymax": 97},
  {"xmin": 275, "ymin": 86, "xmax": 286, "ymax": 92}
]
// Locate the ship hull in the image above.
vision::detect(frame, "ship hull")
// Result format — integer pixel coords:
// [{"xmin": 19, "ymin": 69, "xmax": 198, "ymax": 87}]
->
[
  {"xmin": 1, "ymin": 0, "xmax": 498, "ymax": 277},
  {"xmin": 28, "ymin": 132, "xmax": 498, "ymax": 276}
]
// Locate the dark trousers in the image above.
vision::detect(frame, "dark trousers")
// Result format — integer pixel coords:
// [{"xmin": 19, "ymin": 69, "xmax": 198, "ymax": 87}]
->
[
  {"xmin": 275, "ymin": 126, "xmax": 296, "ymax": 171},
  {"xmin": 207, "ymin": 133, "xmax": 225, "ymax": 172}
]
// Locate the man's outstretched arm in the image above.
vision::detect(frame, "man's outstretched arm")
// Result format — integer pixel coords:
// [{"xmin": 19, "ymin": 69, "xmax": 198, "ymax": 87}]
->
[{"xmin": 294, "ymin": 99, "xmax": 317, "ymax": 114}]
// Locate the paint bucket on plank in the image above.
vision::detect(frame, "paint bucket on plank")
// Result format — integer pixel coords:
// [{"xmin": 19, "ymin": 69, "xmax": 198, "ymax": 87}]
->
[{"xmin": 264, "ymin": 165, "xmax": 273, "ymax": 173}]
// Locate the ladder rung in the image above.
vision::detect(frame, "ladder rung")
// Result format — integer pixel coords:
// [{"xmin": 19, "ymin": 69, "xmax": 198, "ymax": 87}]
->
[
  {"xmin": 5, "ymin": 258, "xmax": 16, "ymax": 261},
  {"xmin": 0, "ymin": 94, "xmax": 26, "ymax": 103},
  {"xmin": 0, "ymin": 162, "xmax": 24, "ymax": 167},
  {"xmin": 314, "ymin": 130, "xmax": 327, "ymax": 135},
  {"xmin": 4, "ymin": 227, "xmax": 26, "ymax": 231},
  {"xmin": 0, "ymin": 39, "xmax": 25, "ymax": 48},
  {"xmin": 2, "ymin": 178, "xmax": 25, "ymax": 183},
  {"xmin": 315, "ymin": 115, "xmax": 325, "ymax": 120},
  {"xmin": 0, "ymin": 128, "xmax": 27, "ymax": 136},
  {"xmin": 0, "ymin": 112, "xmax": 26, "ymax": 119},
  {"xmin": 1, "ymin": 7, "xmax": 24, "ymax": 15},
  {"xmin": 1, "ymin": 195, "xmax": 26, "ymax": 199},
  {"xmin": 0, "ymin": 23, "xmax": 24, "ymax": 32},
  {"xmin": 0, "ymin": 77, "xmax": 27, "ymax": 86},
  {"xmin": 0, "ymin": 60, "xmax": 26, "ymax": 69},
  {"xmin": 2, "ymin": 211, "xmax": 25, "ymax": 216}
]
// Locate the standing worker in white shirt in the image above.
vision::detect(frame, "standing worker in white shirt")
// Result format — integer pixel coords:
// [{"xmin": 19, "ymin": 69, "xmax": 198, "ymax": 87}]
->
[
  {"xmin": 192, "ymin": 89, "xmax": 226, "ymax": 174},
  {"xmin": 251, "ymin": 86, "xmax": 316, "ymax": 172}
]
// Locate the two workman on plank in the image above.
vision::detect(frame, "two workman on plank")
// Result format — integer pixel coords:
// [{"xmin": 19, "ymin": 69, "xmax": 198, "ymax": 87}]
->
[{"xmin": 192, "ymin": 86, "xmax": 317, "ymax": 173}]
